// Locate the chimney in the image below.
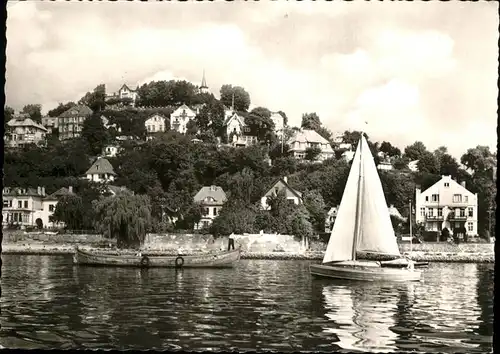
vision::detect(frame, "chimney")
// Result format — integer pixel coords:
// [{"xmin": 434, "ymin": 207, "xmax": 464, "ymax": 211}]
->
[
  {"xmin": 283, "ymin": 176, "xmax": 288, "ymax": 183},
  {"xmin": 37, "ymin": 186, "xmax": 41, "ymax": 195},
  {"xmin": 41, "ymin": 187, "xmax": 45, "ymax": 196},
  {"xmin": 69, "ymin": 186, "xmax": 73, "ymax": 194},
  {"xmin": 461, "ymin": 181, "xmax": 466, "ymax": 188}
]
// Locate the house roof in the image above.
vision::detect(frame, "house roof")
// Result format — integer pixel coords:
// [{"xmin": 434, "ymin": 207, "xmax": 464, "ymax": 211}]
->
[
  {"xmin": 58, "ymin": 105, "xmax": 93, "ymax": 118},
  {"xmin": 288, "ymin": 129, "xmax": 330, "ymax": 145},
  {"xmin": 223, "ymin": 112, "xmax": 245, "ymax": 126},
  {"xmin": 421, "ymin": 175, "xmax": 473, "ymax": 195},
  {"xmin": 265, "ymin": 177, "xmax": 303, "ymax": 199},
  {"xmin": 194, "ymin": 186, "xmax": 227, "ymax": 205},
  {"xmin": 120, "ymin": 84, "xmax": 137, "ymax": 92},
  {"xmin": 85, "ymin": 157, "xmax": 117, "ymax": 175},
  {"xmin": 7, "ymin": 117, "xmax": 48, "ymax": 132},
  {"xmin": 146, "ymin": 112, "xmax": 167, "ymax": 121},
  {"xmin": 172, "ymin": 104, "xmax": 196, "ymax": 116},
  {"xmin": 2, "ymin": 187, "xmax": 43, "ymax": 197}
]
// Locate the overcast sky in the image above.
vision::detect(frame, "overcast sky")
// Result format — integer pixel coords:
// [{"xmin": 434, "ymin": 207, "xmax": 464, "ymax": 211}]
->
[{"xmin": 5, "ymin": 1, "xmax": 498, "ymax": 159}]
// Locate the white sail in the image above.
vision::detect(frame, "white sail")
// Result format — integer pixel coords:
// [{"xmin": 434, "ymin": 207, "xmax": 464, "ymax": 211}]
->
[
  {"xmin": 357, "ymin": 136, "xmax": 401, "ymax": 256},
  {"xmin": 322, "ymin": 141, "xmax": 362, "ymax": 263}
]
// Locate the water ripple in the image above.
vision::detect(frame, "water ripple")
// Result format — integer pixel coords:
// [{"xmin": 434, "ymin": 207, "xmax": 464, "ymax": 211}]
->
[{"xmin": 0, "ymin": 256, "xmax": 494, "ymax": 352}]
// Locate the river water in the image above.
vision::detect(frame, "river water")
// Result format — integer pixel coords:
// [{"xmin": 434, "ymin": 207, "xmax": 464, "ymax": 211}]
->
[{"xmin": 0, "ymin": 255, "xmax": 494, "ymax": 352}]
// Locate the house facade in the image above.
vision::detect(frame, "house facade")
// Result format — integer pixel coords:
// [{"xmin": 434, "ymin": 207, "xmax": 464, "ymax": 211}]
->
[
  {"xmin": 106, "ymin": 84, "xmax": 138, "ymax": 106},
  {"xmin": 2, "ymin": 186, "xmax": 72, "ymax": 229},
  {"xmin": 58, "ymin": 104, "xmax": 93, "ymax": 140},
  {"xmin": 288, "ymin": 129, "xmax": 334, "ymax": 162},
  {"xmin": 145, "ymin": 113, "xmax": 167, "ymax": 140},
  {"xmin": 415, "ymin": 175, "xmax": 478, "ymax": 237},
  {"xmin": 270, "ymin": 112, "xmax": 285, "ymax": 135},
  {"xmin": 261, "ymin": 176, "xmax": 303, "ymax": 210},
  {"xmin": 85, "ymin": 157, "xmax": 117, "ymax": 183},
  {"xmin": 102, "ymin": 144, "xmax": 120, "ymax": 157},
  {"xmin": 377, "ymin": 160, "xmax": 394, "ymax": 171},
  {"xmin": 41, "ymin": 116, "xmax": 59, "ymax": 130},
  {"xmin": 170, "ymin": 104, "xmax": 196, "ymax": 134},
  {"xmin": 100, "ymin": 115, "xmax": 122, "ymax": 132},
  {"xmin": 408, "ymin": 160, "xmax": 419, "ymax": 172},
  {"xmin": 5, "ymin": 115, "xmax": 48, "ymax": 148},
  {"xmin": 223, "ymin": 112, "xmax": 258, "ymax": 147},
  {"xmin": 193, "ymin": 185, "xmax": 227, "ymax": 230}
]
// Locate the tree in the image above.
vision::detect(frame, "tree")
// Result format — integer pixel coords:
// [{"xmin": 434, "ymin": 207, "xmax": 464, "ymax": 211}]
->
[
  {"xmin": 266, "ymin": 189, "xmax": 298, "ymax": 234},
  {"xmin": 287, "ymin": 205, "xmax": 314, "ymax": 238},
  {"xmin": 219, "ymin": 84, "xmax": 251, "ymax": 112},
  {"xmin": 81, "ymin": 113, "xmax": 110, "ymax": 155},
  {"xmin": 301, "ymin": 112, "xmax": 321, "ymax": 131},
  {"xmin": 21, "ymin": 104, "xmax": 42, "ymax": 123},
  {"xmin": 243, "ymin": 112, "xmax": 275, "ymax": 143},
  {"xmin": 404, "ymin": 141, "xmax": 428, "ymax": 161},
  {"xmin": 4, "ymin": 106, "xmax": 14, "ymax": 131},
  {"xmin": 305, "ymin": 146, "xmax": 322, "ymax": 161},
  {"xmin": 47, "ymin": 102, "xmax": 76, "ymax": 117},
  {"xmin": 210, "ymin": 200, "xmax": 256, "ymax": 236},
  {"xmin": 380, "ymin": 141, "xmax": 401, "ymax": 157},
  {"xmin": 277, "ymin": 110, "xmax": 288, "ymax": 127},
  {"xmin": 51, "ymin": 195, "xmax": 86, "ymax": 230},
  {"xmin": 439, "ymin": 154, "xmax": 460, "ymax": 177},
  {"xmin": 250, "ymin": 107, "xmax": 272, "ymax": 120},
  {"xmin": 303, "ymin": 190, "xmax": 327, "ymax": 233},
  {"xmin": 417, "ymin": 151, "xmax": 439, "ymax": 174},
  {"xmin": 461, "ymin": 146, "xmax": 497, "ymax": 177},
  {"xmin": 79, "ymin": 84, "xmax": 106, "ymax": 112},
  {"xmin": 93, "ymin": 192, "xmax": 152, "ymax": 249}
]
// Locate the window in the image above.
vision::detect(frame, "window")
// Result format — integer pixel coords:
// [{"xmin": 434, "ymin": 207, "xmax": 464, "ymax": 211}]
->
[
  {"xmin": 24, "ymin": 200, "xmax": 28, "ymax": 208},
  {"xmin": 204, "ymin": 208, "xmax": 209, "ymax": 216},
  {"xmin": 453, "ymin": 194, "xmax": 462, "ymax": 203},
  {"xmin": 455, "ymin": 222, "xmax": 460, "ymax": 228},
  {"xmin": 18, "ymin": 201, "xmax": 22, "ymax": 208},
  {"xmin": 431, "ymin": 194, "xmax": 439, "ymax": 202},
  {"xmin": 460, "ymin": 208, "xmax": 466, "ymax": 217},
  {"xmin": 444, "ymin": 182, "xmax": 449, "ymax": 187},
  {"xmin": 3, "ymin": 200, "xmax": 10, "ymax": 207},
  {"xmin": 468, "ymin": 207, "xmax": 473, "ymax": 217},
  {"xmin": 420, "ymin": 207, "xmax": 425, "ymax": 217},
  {"xmin": 213, "ymin": 207, "xmax": 218, "ymax": 216},
  {"xmin": 425, "ymin": 196, "xmax": 429, "ymax": 202},
  {"xmin": 464, "ymin": 196, "xmax": 469, "ymax": 203},
  {"xmin": 467, "ymin": 222, "xmax": 473, "ymax": 231},
  {"xmin": 49, "ymin": 205, "xmax": 55, "ymax": 212},
  {"xmin": 438, "ymin": 208, "xmax": 443, "ymax": 217},
  {"xmin": 428, "ymin": 208, "xmax": 434, "ymax": 217}
]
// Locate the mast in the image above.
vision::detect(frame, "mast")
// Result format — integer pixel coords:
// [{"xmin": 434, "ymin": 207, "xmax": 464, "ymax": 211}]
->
[
  {"xmin": 409, "ymin": 200, "xmax": 413, "ymax": 256},
  {"xmin": 351, "ymin": 132, "xmax": 364, "ymax": 260}
]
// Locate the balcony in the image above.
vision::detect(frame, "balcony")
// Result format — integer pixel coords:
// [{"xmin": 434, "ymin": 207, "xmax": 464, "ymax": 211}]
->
[{"xmin": 425, "ymin": 215, "xmax": 444, "ymax": 221}]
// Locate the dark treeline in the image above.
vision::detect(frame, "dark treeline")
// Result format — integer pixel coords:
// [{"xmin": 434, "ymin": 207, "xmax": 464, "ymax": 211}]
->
[{"xmin": 4, "ymin": 80, "xmax": 497, "ymax": 240}]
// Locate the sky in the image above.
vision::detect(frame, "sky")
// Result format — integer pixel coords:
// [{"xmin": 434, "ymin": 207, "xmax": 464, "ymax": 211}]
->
[{"xmin": 5, "ymin": 0, "xmax": 498, "ymax": 160}]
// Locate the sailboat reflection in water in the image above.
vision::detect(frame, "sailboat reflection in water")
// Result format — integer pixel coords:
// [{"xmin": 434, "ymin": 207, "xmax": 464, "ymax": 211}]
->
[{"xmin": 310, "ymin": 134, "xmax": 422, "ymax": 282}]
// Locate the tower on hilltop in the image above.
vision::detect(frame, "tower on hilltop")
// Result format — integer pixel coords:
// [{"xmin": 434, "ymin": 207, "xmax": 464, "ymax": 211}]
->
[{"xmin": 200, "ymin": 69, "xmax": 209, "ymax": 94}]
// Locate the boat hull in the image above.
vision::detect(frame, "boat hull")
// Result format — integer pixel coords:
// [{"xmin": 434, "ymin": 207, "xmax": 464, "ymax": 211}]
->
[
  {"xmin": 380, "ymin": 258, "xmax": 429, "ymax": 269},
  {"xmin": 310, "ymin": 261, "xmax": 422, "ymax": 282},
  {"xmin": 73, "ymin": 248, "xmax": 241, "ymax": 268}
]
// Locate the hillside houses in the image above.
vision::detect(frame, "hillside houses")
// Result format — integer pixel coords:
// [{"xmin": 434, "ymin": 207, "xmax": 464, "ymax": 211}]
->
[
  {"xmin": 5, "ymin": 114, "xmax": 48, "ymax": 148},
  {"xmin": 106, "ymin": 84, "xmax": 138, "ymax": 106},
  {"xmin": 288, "ymin": 129, "xmax": 334, "ymax": 162},
  {"xmin": 58, "ymin": 104, "xmax": 93, "ymax": 140},
  {"xmin": 145, "ymin": 113, "xmax": 167, "ymax": 140},
  {"xmin": 170, "ymin": 104, "xmax": 196, "ymax": 134},
  {"xmin": 85, "ymin": 157, "xmax": 116, "ymax": 183}
]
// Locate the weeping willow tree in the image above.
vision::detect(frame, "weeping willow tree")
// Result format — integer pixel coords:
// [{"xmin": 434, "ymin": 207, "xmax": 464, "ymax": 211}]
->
[{"xmin": 92, "ymin": 192, "xmax": 152, "ymax": 249}]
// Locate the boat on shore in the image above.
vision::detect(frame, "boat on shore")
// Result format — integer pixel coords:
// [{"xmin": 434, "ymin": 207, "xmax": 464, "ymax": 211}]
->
[
  {"xmin": 310, "ymin": 134, "xmax": 423, "ymax": 282},
  {"xmin": 73, "ymin": 246, "xmax": 241, "ymax": 268}
]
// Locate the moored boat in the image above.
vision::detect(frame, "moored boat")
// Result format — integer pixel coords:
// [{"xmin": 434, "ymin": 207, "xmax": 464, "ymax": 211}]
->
[
  {"xmin": 310, "ymin": 134, "xmax": 422, "ymax": 282},
  {"xmin": 73, "ymin": 246, "xmax": 241, "ymax": 268}
]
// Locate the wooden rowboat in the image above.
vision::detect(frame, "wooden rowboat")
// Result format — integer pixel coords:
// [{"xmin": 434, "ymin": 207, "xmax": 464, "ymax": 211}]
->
[{"xmin": 73, "ymin": 247, "xmax": 241, "ymax": 268}]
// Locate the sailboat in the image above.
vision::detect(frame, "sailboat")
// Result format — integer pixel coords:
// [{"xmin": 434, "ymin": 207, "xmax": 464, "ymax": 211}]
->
[{"xmin": 310, "ymin": 134, "xmax": 422, "ymax": 282}]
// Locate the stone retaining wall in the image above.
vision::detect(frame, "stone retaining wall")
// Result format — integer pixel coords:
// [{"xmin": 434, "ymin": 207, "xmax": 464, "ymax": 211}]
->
[{"xmin": 2, "ymin": 231, "xmax": 111, "ymax": 244}]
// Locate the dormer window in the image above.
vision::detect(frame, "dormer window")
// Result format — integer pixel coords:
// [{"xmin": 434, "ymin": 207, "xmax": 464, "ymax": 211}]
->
[{"xmin": 444, "ymin": 182, "xmax": 450, "ymax": 187}]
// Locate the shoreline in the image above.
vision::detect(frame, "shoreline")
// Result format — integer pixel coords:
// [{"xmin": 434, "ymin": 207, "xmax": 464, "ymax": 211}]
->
[{"xmin": 1, "ymin": 243, "xmax": 494, "ymax": 263}]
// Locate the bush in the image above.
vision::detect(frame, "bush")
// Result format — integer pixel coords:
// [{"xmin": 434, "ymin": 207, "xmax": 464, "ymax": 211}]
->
[{"xmin": 422, "ymin": 230, "xmax": 439, "ymax": 242}]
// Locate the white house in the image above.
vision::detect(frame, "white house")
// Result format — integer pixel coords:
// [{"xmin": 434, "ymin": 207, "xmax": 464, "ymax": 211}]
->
[
  {"xmin": 193, "ymin": 185, "xmax": 227, "ymax": 230},
  {"xmin": 377, "ymin": 160, "xmax": 394, "ymax": 171},
  {"xmin": 41, "ymin": 115, "xmax": 59, "ymax": 130},
  {"xmin": 106, "ymin": 84, "xmax": 138, "ymax": 106},
  {"xmin": 288, "ymin": 129, "xmax": 334, "ymax": 162},
  {"xmin": 408, "ymin": 160, "xmax": 419, "ymax": 172},
  {"xmin": 170, "ymin": 104, "xmax": 196, "ymax": 134},
  {"xmin": 342, "ymin": 150, "xmax": 355, "ymax": 162},
  {"xmin": 2, "ymin": 186, "xmax": 73, "ymax": 229},
  {"xmin": 5, "ymin": 115, "xmax": 48, "ymax": 148},
  {"xmin": 145, "ymin": 113, "xmax": 167, "ymax": 140},
  {"xmin": 102, "ymin": 144, "xmax": 120, "ymax": 158},
  {"xmin": 261, "ymin": 177, "xmax": 303, "ymax": 210},
  {"xmin": 100, "ymin": 115, "xmax": 121, "ymax": 132},
  {"xmin": 415, "ymin": 175, "xmax": 478, "ymax": 237},
  {"xmin": 85, "ymin": 157, "xmax": 116, "ymax": 183},
  {"xmin": 270, "ymin": 112, "xmax": 285, "ymax": 134},
  {"xmin": 324, "ymin": 206, "xmax": 340, "ymax": 232}
]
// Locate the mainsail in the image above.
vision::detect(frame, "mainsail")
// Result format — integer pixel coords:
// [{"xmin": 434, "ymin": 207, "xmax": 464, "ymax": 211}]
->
[
  {"xmin": 357, "ymin": 136, "xmax": 401, "ymax": 256},
  {"xmin": 322, "ymin": 135, "xmax": 400, "ymax": 264},
  {"xmin": 322, "ymin": 141, "xmax": 362, "ymax": 263}
]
